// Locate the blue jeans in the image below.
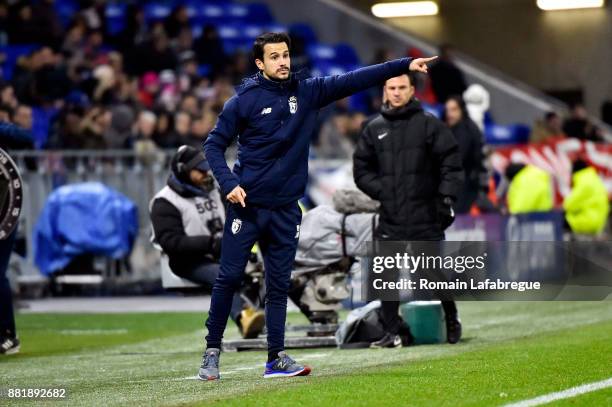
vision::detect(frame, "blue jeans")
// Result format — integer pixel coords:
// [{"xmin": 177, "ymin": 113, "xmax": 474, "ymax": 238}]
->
[{"xmin": 205, "ymin": 202, "xmax": 302, "ymax": 354}]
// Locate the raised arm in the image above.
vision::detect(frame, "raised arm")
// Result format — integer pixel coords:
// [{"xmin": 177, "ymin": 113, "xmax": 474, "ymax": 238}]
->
[
  {"xmin": 203, "ymin": 96, "xmax": 241, "ymax": 197},
  {"xmin": 307, "ymin": 56, "xmax": 436, "ymax": 108}
]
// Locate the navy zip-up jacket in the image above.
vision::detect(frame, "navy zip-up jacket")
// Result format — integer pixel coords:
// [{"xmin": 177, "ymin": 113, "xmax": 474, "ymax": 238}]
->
[{"xmin": 204, "ymin": 57, "xmax": 413, "ymax": 208}]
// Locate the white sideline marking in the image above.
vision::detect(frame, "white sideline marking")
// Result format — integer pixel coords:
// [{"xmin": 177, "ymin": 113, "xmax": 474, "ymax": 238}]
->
[
  {"xmin": 503, "ymin": 377, "xmax": 612, "ymax": 407},
  {"xmin": 60, "ymin": 329, "xmax": 128, "ymax": 335}
]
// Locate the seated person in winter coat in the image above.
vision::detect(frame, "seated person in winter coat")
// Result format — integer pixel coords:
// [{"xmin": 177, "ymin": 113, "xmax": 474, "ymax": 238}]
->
[
  {"xmin": 505, "ymin": 163, "xmax": 553, "ymax": 215},
  {"xmin": 150, "ymin": 145, "xmax": 264, "ymax": 338},
  {"xmin": 563, "ymin": 159, "xmax": 609, "ymax": 235}
]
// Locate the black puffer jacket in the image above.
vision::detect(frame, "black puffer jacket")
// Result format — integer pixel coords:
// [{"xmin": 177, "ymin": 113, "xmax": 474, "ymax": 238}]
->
[
  {"xmin": 449, "ymin": 118, "xmax": 487, "ymax": 214},
  {"xmin": 353, "ymin": 99, "xmax": 463, "ymax": 239}
]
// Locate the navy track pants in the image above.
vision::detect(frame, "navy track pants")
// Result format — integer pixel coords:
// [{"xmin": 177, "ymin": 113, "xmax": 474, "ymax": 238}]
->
[{"xmin": 205, "ymin": 201, "xmax": 302, "ymax": 354}]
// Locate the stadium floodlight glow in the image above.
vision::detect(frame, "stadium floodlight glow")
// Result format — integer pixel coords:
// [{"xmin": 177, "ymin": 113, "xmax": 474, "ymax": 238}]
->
[
  {"xmin": 536, "ymin": 0, "xmax": 604, "ymax": 11},
  {"xmin": 371, "ymin": 1, "xmax": 439, "ymax": 18}
]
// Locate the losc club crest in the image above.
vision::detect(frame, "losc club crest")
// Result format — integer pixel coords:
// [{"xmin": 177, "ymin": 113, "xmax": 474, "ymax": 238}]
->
[
  {"xmin": 231, "ymin": 218, "xmax": 242, "ymax": 235},
  {"xmin": 0, "ymin": 148, "xmax": 22, "ymax": 240},
  {"xmin": 288, "ymin": 96, "xmax": 298, "ymax": 114}
]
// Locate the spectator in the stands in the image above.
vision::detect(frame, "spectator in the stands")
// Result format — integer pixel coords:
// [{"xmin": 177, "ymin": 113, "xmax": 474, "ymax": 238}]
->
[
  {"xmin": 174, "ymin": 28, "xmax": 195, "ymax": 58},
  {"xmin": 316, "ymin": 110, "xmax": 365, "ymax": 159},
  {"xmin": 170, "ymin": 111, "xmax": 193, "ymax": 146},
  {"xmin": 82, "ymin": 30, "xmax": 107, "ymax": 64},
  {"xmin": 31, "ymin": 0, "xmax": 64, "ymax": 49},
  {"xmin": 443, "ymin": 96, "xmax": 490, "ymax": 214},
  {"xmin": 177, "ymin": 51, "xmax": 200, "ymax": 91},
  {"xmin": 131, "ymin": 30, "xmax": 177, "ymax": 75},
  {"xmin": 12, "ymin": 105, "xmax": 32, "ymax": 132},
  {"xmin": 563, "ymin": 159, "xmax": 609, "ymax": 235},
  {"xmin": 429, "ymin": 43, "xmax": 467, "ymax": 104},
  {"xmin": 227, "ymin": 51, "xmax": 252, "ymax": 85},
  {"xmin": 179, "ymin": 94, "xmax": 200, "ymax": 117},
  {"xmin": 531, "ymin": 112, "xmax": 565, "ymax": 143},
  {"xmin": 0, "ymin": 84, "xmax": 18, "ymax": 112},
  {"xmin": 0, "ymin": 109, "xmax": 33, "ymax": 151},
  {"xmin": 6, "ymin": 3, "xmax": 38, "ymax": 44},
  {"xmin": 117, "ymin": 4, "xmax": 148, "ymax": 53},
  {"xmin": 189, "ymin": 115, "xmax": 214, "ymax": 148},
  {"xmin": 138, "ymin": 72, "xmax": 160, "ymax": 109},
  {"xmin": 104, "ymin": 105, "xmax": 135, "ymax": 149},
  {"xmin": 49, "ymin": 105, "xmax": 87, "ymax": 149},
  {"xmin": 0, "ymin": 3, "xmax": 8, "ymax": 46},
  {"xmin": 164, "ymin": 6, "xmax": 191, "ymax": 40},
  {"xmin": 127, "ymin": 110, "xmax": 157, "ymax": 149},
  {"xmin": 194, "ymin": 25, "xmax": 228, "ymax": 79},
  {"xmin": 79, "ymin": 0, "xmax": 106, "ymax": 35},
  {"xmin": 62, "ymin": 20, "xmax": 88, "ymax": 59},
  {"xmin": 92, "ymin": 64, "xmax": 116, "ymax": 104},
  {"xmin": 563, "ymin": 104, "xmax": 603, "ymax": 142},
  {"xmin": 78, "ymin": 106, "xmax": 110, "ymax": 150},
  {"xmin": 153, "ymin": 109, "xmax": 173, "ymax": 147},
  {"xmin": 0, "ymin": 105, "xmax": 10, "ymax": 123}
]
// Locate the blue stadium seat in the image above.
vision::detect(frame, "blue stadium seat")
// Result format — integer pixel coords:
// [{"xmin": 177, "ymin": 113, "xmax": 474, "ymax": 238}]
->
[
  {"xmin": 310, "ymin": 62, "xmax": 348, "ymax": 77},
  {"xmin": 54, "ymin": 0, "xmax": 79, "ymax": 27},
  {"xmin": 198, "ymin": 64, "xmax": 212, "ymax": 77},
  {"xmin": 289, "ymin": 23, "xmax": 318, "ymax": 45},
  {"xmin": 225, "ymin": 4, "xmax": 250, "ymax": 20},
  {"xmin": 334, "ymin": 43, "xmax": 360, "ymax": 66},
  {"xmin": 222, "ymin": 38, "xmax": 254, "ymax": 55},
  {"xmin": 106, "ymin": 3, "xmax": 126, "ymax": 36},
  {"xmin": 242, "ymin": 25, "xmax": 266, "ymax": 40},
  {"xmin": 307, "ymin": 44, "xmax": 337, "ymax": 63},
  {"xmin": 485, "ymin": 123, "xmax": 530, "ymax": 145},
  {"xmin": 217, "ymin": 24, "xmax": 241, "ymax": 40},
  {"xmin": 144, "ymin": 3, "xmax": 172, "ymax": 22},
  {"xmin": 246, "ymin": 3, "xmax": 274, "ymax": 24}
]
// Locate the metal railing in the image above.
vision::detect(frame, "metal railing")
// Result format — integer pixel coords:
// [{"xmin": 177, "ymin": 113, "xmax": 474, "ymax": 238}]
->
[{"xmin": 10, "ymin": 149, "xmax": 352, "ymax": 284}]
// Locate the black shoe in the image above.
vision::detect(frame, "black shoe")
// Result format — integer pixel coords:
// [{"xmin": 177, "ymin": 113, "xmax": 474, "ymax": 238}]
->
[
  {"xmin": 370, "ymin": 333, "xmax": 402, "ymax": 348},
  {"xmin": 446, "ymin": 316, "xmax": 462, "ymax": 344},
  {"xmin": 0, "ymin": 337, "xmax": 20, "ymax": 355}
]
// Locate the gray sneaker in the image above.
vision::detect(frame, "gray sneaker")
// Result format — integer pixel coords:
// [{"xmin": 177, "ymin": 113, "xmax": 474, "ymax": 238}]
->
[
  {"xmin": 198, "ymin": 348, "xmax": 220, "ymax": 381},
  {"xmin": 263, "ymin": 351, "xmax": 311, "ymax": 378}
]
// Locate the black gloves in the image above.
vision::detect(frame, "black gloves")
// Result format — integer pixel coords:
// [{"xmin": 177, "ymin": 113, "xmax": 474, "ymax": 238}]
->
[{"xmin": 437, "ymin": 196, "xmax": 455, "ymax": 230}]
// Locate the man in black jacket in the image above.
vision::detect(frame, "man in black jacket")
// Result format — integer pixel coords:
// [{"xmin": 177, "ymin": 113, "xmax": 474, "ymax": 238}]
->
[
  {"xmin": 353, "ymin": 73, "xmax": 464, "ymax": 347},
  {"xmin": 150, "ymin": 145, "xmax": 264, "ymax": 339}
]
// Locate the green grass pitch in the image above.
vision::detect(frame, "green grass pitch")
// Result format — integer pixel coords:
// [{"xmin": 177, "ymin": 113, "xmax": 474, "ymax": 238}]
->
[{"xmin": 2, "ymin": 302, "xmax": 612, "ymax": 406}]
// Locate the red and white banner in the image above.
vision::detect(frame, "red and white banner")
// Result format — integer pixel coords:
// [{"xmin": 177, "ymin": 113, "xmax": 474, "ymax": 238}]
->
[{"xmin": 491, "ymin": 137, "xmax": 612, "ymax": 204}]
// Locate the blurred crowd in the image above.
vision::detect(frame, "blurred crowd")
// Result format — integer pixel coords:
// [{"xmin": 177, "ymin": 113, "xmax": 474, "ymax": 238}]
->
[
  {"xmin": 0, "ymin": 0, "xmax": 608, "ymax": 160},
  {"xmin": 0, "ymin": 0, "xmax": 257, "ymax": 153}
]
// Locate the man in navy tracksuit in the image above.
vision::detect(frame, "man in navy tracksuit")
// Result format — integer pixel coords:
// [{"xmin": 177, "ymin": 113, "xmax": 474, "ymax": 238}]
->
[{"xmin": 200, "ymin": 32, "xmax": 437, "ymax": 380}]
